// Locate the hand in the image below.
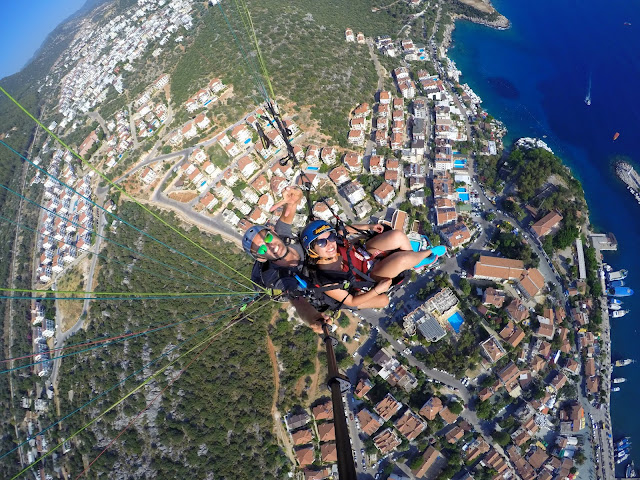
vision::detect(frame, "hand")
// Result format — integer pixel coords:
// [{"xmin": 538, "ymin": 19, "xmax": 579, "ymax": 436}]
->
[
  {"xmin": 369, "ymin": 224, "xmax": 385, "ymax": 234},
  {"xmin": 270, "ymin": 186, "xmax": 303, "ymax": 212},
  {"xmin": 310, "ymin": 313, "xmax": 332, "ymax": 334},
  {"xmin": 374, "ymin": 278, "xmax": 392, "ymax": 294}
]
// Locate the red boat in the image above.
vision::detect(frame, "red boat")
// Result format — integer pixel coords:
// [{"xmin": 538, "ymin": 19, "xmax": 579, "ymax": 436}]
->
[{"xmin": 613, "ymin": 132, "xmax": 620, "ymax": 141}]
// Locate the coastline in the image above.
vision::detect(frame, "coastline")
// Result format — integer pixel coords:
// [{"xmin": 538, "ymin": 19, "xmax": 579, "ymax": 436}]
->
[
  {"xmin": 443, "ymin": 7, "xmax": 617, "ymax": 477},
  {"xmin": 441, "ymin": 12, "xmax": 510, "ymax": 53}
]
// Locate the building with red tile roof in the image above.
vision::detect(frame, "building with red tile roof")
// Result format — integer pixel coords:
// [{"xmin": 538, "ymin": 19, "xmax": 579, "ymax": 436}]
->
[
  {"xmin": 356, "ymin": 409, "xmax": 383, "ymax": 437},
  {"xmin": 312, "ymin": 400, "xmax": 333, "ymax": 421},
  {"xmin": 531, "ymin": 210, "xmax": 563, "ymax": 237},
  {"xmin": 354, "ymin": 378, "xmax": 372, "ymax": 398},
  {"xmin": 394, "ymin": 409, "xmax": 426, "ymax": 440},
  {"xmin": 480, "ymin": 337, "xmax": 506, "ymax": 363},
  {"xmin": 483, "ymin": 287, "xmax": 507, "ymax": 308},
  {"xmin": 292, "ymin": 428, "xmax": 313, "ymax": 445},
  {"xmin": 506, "ymin": 298, "xmax": 530, "ymax": 323},
  {"xmin": 439, "ymin": 406, "xmax": 459, "ymax": 425},
  {"xmin": 419, "ymin": 396, "xmax": 443, "ymax": 420},
  {"xmin": 373, "ymin": 428, "xmax": 401, "ymax": 455},
  {"xmin": 413, "ymin": 446, "xmax": 445, "ymax": 478},
  {"xmin": 320, "ymin": 442, "xmax": 337, "ymax": 463},
  {"xmin": 295, "ymin": 446, "xmax": 315, "ymax": 467},
  {"xmin": 317, "ymin": 422, "xmax": 336, "ymax": 443},
  {"xmin": 474, "ymin": 255, "xmax": 525, "ymax": 281},
  {"xmin": 374, "ymin": 393, "xmax": 403, "ymax": 421}
]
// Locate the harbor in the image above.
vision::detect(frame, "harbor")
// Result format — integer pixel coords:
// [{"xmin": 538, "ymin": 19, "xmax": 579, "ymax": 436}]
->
[{"xmin": 615, "ymin": 161, "xmax": 640, "ymax": 206}]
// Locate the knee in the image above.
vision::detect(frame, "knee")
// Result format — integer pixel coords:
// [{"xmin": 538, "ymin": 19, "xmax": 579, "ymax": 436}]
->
[{"xmin": 382, "ymin": 229, "xmax": 407, "ymax": 245}]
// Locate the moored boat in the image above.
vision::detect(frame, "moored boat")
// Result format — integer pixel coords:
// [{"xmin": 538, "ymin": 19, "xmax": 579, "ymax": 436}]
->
[
  {"xmin": 627, "ymin": 461, "xmax": 636, "ymax": 478},
  {"xmin": 611, "ymin": 298, "xmax": 623, "ymax": 305},
  {"xmin": 609, "ymin": 303, "xmax": 622, "ymax": 310},
  {"xmin": 609, "ymin": 280, "xmax": 626, "ymax": 288},
  {"xmin": 613, "ymin": 377, "xmax": 628, "ymax": 384},
  {"xmin": 612, "ymin": 386, "xmax": 621, "ymax": 392},
  {"xmin": 608, "ymin": 287, "xmax": 634, "ymax": 297},
  {"xmin": 611, "ymin": 309, "xmax": 629, "ymax": 318},
  {"xmin": 617, "ymin": 437, "xmax": 631, "ymax": 448},
  {"xmin": 608, "ymin": 269, "xmax": 629, "ymax": 281},
  {"xmin": 615, "ymin": 359, "xmax": 635, "ymax": 367},
  {"xmin": 618, "ymin": 447, "xmax": 631, "ymax": 458},
  {"xmin": 617, "ymin": 453, "xmax": 629, "ymax": 464}
]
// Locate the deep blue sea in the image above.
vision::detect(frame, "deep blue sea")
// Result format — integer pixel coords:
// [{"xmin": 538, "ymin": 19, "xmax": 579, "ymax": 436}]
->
[{"xmin": 449, "ymin": 0, "xmax": 640, "ymax": 471}]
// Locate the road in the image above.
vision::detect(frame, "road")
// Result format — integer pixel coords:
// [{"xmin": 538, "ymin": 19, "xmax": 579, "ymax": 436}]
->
[
  {"xmin": 149, "ymin": 162, "xmax": 242, "ymax": 246},
  {"xmin": 50, "ymin": 188, "xmax": 108, "ymax": 388}
]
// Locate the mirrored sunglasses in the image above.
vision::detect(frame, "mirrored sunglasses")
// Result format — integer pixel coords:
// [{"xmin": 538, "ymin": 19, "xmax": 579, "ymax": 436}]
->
[{"xmin": 256, "ymin": 232, "xmax": 274, "ymax": 255}]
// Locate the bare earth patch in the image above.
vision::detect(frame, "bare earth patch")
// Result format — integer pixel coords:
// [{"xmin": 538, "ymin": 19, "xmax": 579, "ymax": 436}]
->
[
  {"xmin": 168, "ymin": 191, "xmax": 198, "ymax": 202},
  {"xmin": 457, "ymin": 0, "xmax": 495, "ymax": 14},
  {"xmin": 57, "ymin": 262, "xmax": 88, "ymax": 332}
]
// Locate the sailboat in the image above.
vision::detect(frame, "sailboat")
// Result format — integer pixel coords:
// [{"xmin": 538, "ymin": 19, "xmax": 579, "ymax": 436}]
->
[{"xmin": 585, "ymin": 75, "xmax": 592, "ymax": 106}]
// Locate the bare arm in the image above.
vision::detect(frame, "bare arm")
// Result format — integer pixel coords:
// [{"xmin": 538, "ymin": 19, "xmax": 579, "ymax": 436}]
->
[
  {"xmin": 290, "ymin": 297, "xmax": 330, "ymax": 333},
  {"xmin": 345, "ymin": 223, "xmax": 385, "ymax": 235},
  {"xmin": 323, "ymin": 278, "xmax": 392, "ymax": 309}
]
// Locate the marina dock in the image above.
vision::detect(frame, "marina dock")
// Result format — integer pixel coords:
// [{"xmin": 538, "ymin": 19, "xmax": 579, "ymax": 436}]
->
[{"xmin": 616, "ymin": 161, "xmax": 640, "ymax": 206}]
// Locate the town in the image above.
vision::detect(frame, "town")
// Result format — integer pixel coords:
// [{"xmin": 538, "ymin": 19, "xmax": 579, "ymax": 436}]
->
[{"xmin": 10, "ymin": 0, "xmax": 620, "ymax": 479}]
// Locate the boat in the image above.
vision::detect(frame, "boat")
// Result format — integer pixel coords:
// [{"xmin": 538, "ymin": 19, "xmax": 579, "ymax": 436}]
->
[
  {"xmin": 585, "ymin": 74, "xmax": 592, "ymax": 105},
  {"xmin": 609, "ymin": 280, "xmax": 626, "ymax": 288},
  {"xmin": 613, "ymin": 377, "xmax": 627, "ymax": 384},
  {"xmin": 611, "ymin": 309, "xmax": 629, "ymax": 318},
  {"xmin": 624, "ymin": 22, "xmax": 632, "ymax": 26},
  {"xmin": 612, "ymin": 386, "xmax": 621, "ymax": 392},
  {"xmin": 609, "ymin": 303, "xmax": 622, "ymax": 310},
  {"xmin": 627, "ymin": 461, "xmax": 636, "ymax": 478},
  {"xmin": 618, "ymin": 446, "xmax": 632, "ymax": 456},
  {"xmin": 608, "ymin": 286, "xmax": 634, "ymax": 297},
  {"xmin": 617, "ymin": 453, "xmax": 629, "ymax": 464},
  {"xmin": 615, "ymin": 359, "xmax": 635, "ymax": 367},
  {"xmin": 608, "ymin": 269, "xmax": 629, "ymax": 281},
  {"xmin": 614, "ymin": 132, "xmax": 621, "ymax": 141},
  {"xmin": 617, "ymin": 437, "xmax": 631, "ymax": 448},
  {"xmin": 611, "ymin": 298, "xmax": 623, "ymax": 305}
]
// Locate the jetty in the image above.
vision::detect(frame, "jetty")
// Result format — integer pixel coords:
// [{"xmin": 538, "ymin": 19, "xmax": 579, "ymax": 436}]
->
[{"xmin": 616, "ymin": 161, "xmax": 640, "ymax": 206}]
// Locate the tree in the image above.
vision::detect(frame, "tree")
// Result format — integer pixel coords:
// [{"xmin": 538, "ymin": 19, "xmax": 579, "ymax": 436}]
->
[
  {"xmin": 491, "ymin": 430, "xmax": 511, "ymax": 447},
  {"xmin": 448, "ymin": 401, "xmax": 463, "ymax": 415},
  {"xmin": 459, "ymin": 278, "xmax": 471, "ymax": 296},
  {"xmin": 475, "ymin": 400, "xmax": 492, "ymax": 419}
]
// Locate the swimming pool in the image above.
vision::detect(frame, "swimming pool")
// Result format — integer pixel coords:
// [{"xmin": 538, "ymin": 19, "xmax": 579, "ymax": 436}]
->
[
  {"xmin": 306, "ymin": 166, "xmax": 319, "ymax": 171},
  {"xmin": 454, "ymin": 159, "xmax": 467, "ymax": 168},
  {"xmin": 458, "ymin": 193, "xmax": 470, "ymax": 202},
  {"xmin": 447, "ymin": 311, "xmax": 465, "ymax": 333},
  {"xmin": 456, "ymin": 187, "xmax": 466, "ymax": 193}
]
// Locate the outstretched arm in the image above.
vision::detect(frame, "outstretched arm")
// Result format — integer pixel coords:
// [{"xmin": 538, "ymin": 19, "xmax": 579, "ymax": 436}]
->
[
  {"xmin": 290, "ymin": 297, "xmax": 331, "ymax": 333},
  {"xmin": 271, "ymin": 186, "xmax": 303, "ymax": 225}
]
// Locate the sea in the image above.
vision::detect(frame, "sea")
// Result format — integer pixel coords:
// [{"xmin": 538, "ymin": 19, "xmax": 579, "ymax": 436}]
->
[{"xmin": 449, "ymin": 0, "xmax": 640, "ymax": 472}]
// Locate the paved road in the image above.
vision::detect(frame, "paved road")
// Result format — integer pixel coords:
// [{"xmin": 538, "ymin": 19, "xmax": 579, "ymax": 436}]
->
[
  {"xmin": 50, "ymin": 189, "xmax": 108, "ymax": 388},
  {"xmin": 150, "ymin": 163, "xmax": 242, "ymax": 246}
]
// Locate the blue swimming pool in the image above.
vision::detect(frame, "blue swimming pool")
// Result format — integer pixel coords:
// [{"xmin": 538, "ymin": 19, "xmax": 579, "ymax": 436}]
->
[
  {"xmin": 458, "ymin": 193, "xmax": 470, "ymax": 202},
  {"xmin": 454, "ymin": 159, "xmax": 467, "ymax": 168},
  {"xmin": 306, "ymin": 166, "xmax": 319, "ymax": 171},
  {"xmin": 447, "ymin": 312, "xmax": 464, "ymax": 333},
  {"xmin": 456, "ymin": 187, "xmax": 466, "ymax": 192}
]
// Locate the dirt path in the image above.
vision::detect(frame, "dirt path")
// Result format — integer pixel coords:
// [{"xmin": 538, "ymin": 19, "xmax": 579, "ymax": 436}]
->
[{"xmin": 266, "ymin": 322, "xmax": 295, "ymax": 465}]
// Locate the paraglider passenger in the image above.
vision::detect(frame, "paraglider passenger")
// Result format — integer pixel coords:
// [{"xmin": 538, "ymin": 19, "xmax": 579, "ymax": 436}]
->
[{"xmin": 301, "ymin": 220, "xmax": 440, "ymax": 309}]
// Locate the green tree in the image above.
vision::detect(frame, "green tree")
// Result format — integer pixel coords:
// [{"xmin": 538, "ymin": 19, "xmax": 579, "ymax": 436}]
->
[{"xmin": 459, "ymin": 278, "xmax": 471, "ymax": 296}]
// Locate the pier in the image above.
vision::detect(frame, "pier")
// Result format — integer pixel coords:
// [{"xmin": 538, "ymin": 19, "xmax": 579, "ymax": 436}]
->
[
  {"xmin": 591, "ymin": 237, "xmax": 616, "ymax": 480},
  {"xmin": 616, "ymin": 161, "xmax": 640, "ymax": 206}
]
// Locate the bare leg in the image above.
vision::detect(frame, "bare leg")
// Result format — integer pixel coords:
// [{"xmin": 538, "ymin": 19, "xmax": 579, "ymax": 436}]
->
[
  {"xmin": 369, "ymin": 249, "xmax": 433, "ymax": 280},
  {"xmin": 365, "ymin": 230, "xmax": 412, "ymax": 255}
]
